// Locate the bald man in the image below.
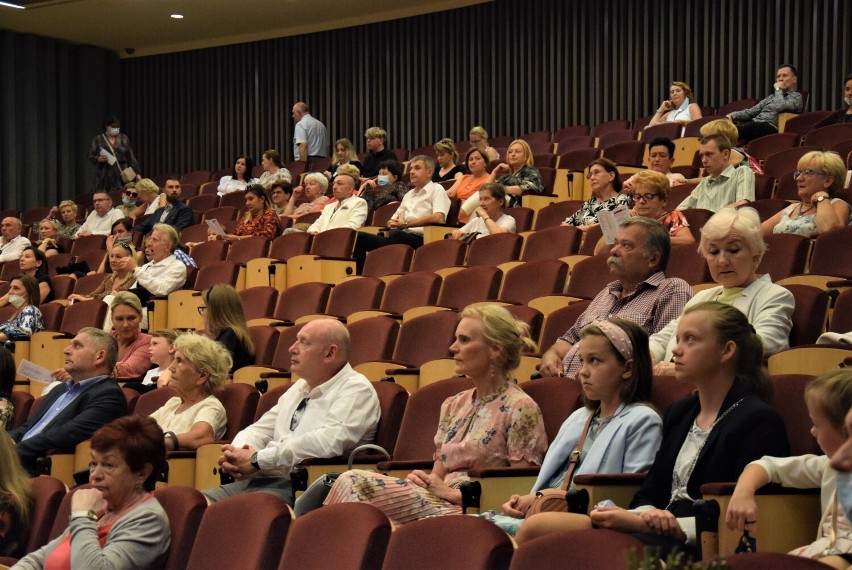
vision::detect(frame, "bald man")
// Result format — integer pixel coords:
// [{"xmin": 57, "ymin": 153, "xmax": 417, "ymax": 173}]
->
[
  {"xmin": 205, "ymin": 319, "xmax": 380, "ymax": 505},
  {"xmin": 292, "ymin": 101, "xmax": 329, "ymax": 165},
  {"xmin": 306, "ymin": 173, "xmax": 368, "ymax": 235},
  {"xmin": 0, "ymin": 217, "xmax": 31, "ymax": 263}
]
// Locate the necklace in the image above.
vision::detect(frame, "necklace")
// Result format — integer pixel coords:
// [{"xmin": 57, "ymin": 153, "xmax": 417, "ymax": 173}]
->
[{"xmin": 797, "ymin": 203, "xmax": 815, "ymax": 217}]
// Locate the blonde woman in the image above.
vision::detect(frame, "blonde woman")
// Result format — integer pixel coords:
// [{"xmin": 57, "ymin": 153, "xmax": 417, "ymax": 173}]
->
[
  {"xmin": 131, "ymin": 178, "xmax": 162, "ymax": 218},
  {"xmin": 200, "ymin": 284, "xmax": 254, "ymax": 371},
  {"xmin": 34, "ymin": 218, "xmax": 63, "ymax": 258},
  {"xmin": 487, "ymin": 139, "xmax": 544, "ymax": 207},
  {"xmin": 109, "ymin": 292, "xmax": 152, "ymax": 379},
  {"xmin": 469, "ymin": 126, "xmax": 500, "ymax": 161},
  {"xmin": 0, "ymin": 425, "xmax": 32, "ymax": 556},
  {"xmin": 432, "ymin": 139, "xmax": 465, "ymax": 183},
  {"xmin": 648, "ymin": 81, "xmax": 703, "ymax": 126},
  {"xmin": 326, "ymin": 138, "xmax": 362, "ymax": 178},
  {"xmin": 48, "ymin": 200, "xmax": 81, "ymax": 239}
]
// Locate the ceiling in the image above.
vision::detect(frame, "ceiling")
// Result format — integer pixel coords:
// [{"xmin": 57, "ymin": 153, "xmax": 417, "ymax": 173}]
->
[{"xmin": 1, "ymin": 0, "xmax": 489, "ymax": 58}]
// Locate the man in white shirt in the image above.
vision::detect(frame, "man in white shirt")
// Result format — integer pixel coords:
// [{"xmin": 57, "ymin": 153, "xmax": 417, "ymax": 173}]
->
[
  {"xmin": 292, "ymin": 102, "xmax": 328, "ymax": 165},
  {"xmin": 205, "ymin": 319, "xmax": 381, "ymax": 505},
  {"xmin": 306, "ymin": 173, "xmax": 368, "ymax": 235},
  {"xmin": 622, "ymin": 138, "xmax": 687, "ymax": 192},
  {"xmin": 77, "ymin": 192, "xmax": 124, "ymax": 236},
  {"xmin": 676, "ymin": 134, "xmax": 755, "ymax": 211},
  {"xmin": 352, "ymin": 155, "xmax": 451, "ymax": 272},
  {"xmin": 0, "ymin": 217, "xmax": 31, "ymax": 262},
  {"xmin": 129, "ymin": 224, "xmax": 187, "ymax": 304}
]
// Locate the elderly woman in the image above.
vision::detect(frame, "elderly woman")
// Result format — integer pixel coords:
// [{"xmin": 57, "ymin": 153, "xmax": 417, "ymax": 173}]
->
[
  {"xmin": 34, "ymin": 218, "xmax": 64, "ymax": 258},
  {"xmin": 593, "ymin": 170, "xmax": 694, "ymax": 254},
  {"xmin": 650, "ymin": 207, "xmax": 794, "ymax": 375},
  {"xmin": 130, "ymin": 178, "xmax": 162, "ymax": 218},
  {"xmin": 562, "ymin": 158, "xmax": 631, "ymax": 231},
  {"xmin": 108, "ymin": 292, "xmax": 152, "ymax": 380},
  {"xmin": 218, "ymin": 155, "xmax": 257, "ymax": 196},
  {"xmin": 357, "ymin": 160, "xmax": 408, "ymax": 210},
  {"xmin": 49, "ymin": 200, "xmax": 81, "ymax": 240},
  {"xmin": 269, "ymin": 182, "xmax": 293, "ymax": 216},
  {"xmin": 648, "ymin": 81, "xmax": 703, "ymax": 126},
  {"xmin": 761, "ymin": 150, "xmax": 850, "ymax": 237},
  {"xmin": 257, "ymin": 149, "xmax": 292, "ymax": 190},
  {"xmin": 283, "ymin": 173, "xmax": 330, "ymax": 227},
  {"xmin": 325, "ymin": 138, "xmax": 362, "ymax": 178},
  {"xmin": 87, "ymin": 115, "xmax": 141, "ymax": 192},
  {"xmin": 433, "ymin": 139, "xmax": 465, "ymax": 183},
  {"xmin": 488, "ymin": 139, "xmax": 544, "ymax": 207},
  {"xmin": 69, "ymin": 243, "xmax": 137, "ymax": 303},
  {"xmin": 452, "ymin": 183, "xmax": 516, "ymax": 240},
  {"xmin": 219, "ymin": 184, "xmax": 280, "ymax": 242},
  {"xmin": 149, "ymin": 333, "xmax": 229, "ymax": 451},
  {"xmin": 324, "ymin": 304, "xmax": 548, "ymax": 526},
  {"xmin": 469, "ymin": 126, "xmax": 500, "ymax": 161},
  {"xmin": 0, "ymin": 276, "xmax": 43, "ymax": 343},
  {"xmin": 13, "ymin": 416, "xmax": 170, "ymax": 569},
  {"xmin": 200, "ymin": 284, "xmax": 254, "ymax": 371}
]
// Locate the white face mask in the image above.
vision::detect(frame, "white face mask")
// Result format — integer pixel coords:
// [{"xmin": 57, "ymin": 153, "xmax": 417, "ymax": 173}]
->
[
  {"xmin": 844, "ymin": 96, "xmax": 852, "ymax": 107},
  {"xmin": 377, "ymin": 175, "xmax": 390, "ymax": 186},
  {"xmin": 8, "ymin": 294, "xmax": 25, "ymax": 309},
  {"xmin": 123, "ymin": 197, "xmax": 136, "ymax": 206},
  {"xmin": 109, "ymin": 127, "xmax": 120, "ymax": 136}
]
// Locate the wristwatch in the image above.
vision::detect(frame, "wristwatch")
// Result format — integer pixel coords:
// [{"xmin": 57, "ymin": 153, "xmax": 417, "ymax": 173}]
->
[
  {"xmin": 71, "ymin": 510, "xmax": 98, "ymax": 522},
  {"xmin": 250, "ymin": 452, "xmax": 260, "ymax": 471},
  {"xmin": 814, "ymin": 195, "xmax": 828, "ymax": 204}
]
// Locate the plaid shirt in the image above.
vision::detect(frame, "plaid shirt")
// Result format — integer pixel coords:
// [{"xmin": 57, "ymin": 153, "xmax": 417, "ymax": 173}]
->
[{"xmin": 559, "ymin": 272, "xmax": 693, "ymax": 378}]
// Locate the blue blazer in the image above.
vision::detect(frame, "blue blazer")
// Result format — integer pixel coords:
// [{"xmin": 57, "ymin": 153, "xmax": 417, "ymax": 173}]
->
[
  {"xmin": 134, "ymin": 201, "xmax": 194, "ymax": 234},
  {"xmin": 532, "ymin": 403, "xmax": 663, "ymax": 492}
]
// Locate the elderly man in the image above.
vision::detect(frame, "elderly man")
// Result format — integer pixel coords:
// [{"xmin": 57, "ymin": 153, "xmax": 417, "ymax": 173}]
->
[
  {"xmin": 727, "ymin": 64, "xmax": 803, "ymax": 142},
  {"xmin": 360, "ymin": 126, "xmax": 396, "ymax": 178},
  {"xmin": 292, "ymin": 102, "xmax": 329, "ymax": 165},
  {"xmin": 352, "ymin": 155, "xmax": 451, "ymax": 273},
  {"xmin": 129, "ymin": 223, "xmax": 187, "ymax": 304},
  {"xmin": 676, "ymin": 134, "xmax": 755, "ymax": 211},
  {"xmin": 77, "ymin": 192, "xmax": 124, "ymax": 237},
  {"xmin": 306, "ymin": 173, "xmax": 368, "ymax": 235},
  {"xmin": 9, "ymin": 328, "xmax": 127, "ymax": 474},
  {"xmin": 622, "ymin": 138, "xmax": 687, "ymax": 192},
  {"xmin": 134, "ymin": 178, "xmax": 193, "ymax": 234},
  {"xmin": 204, "ymin": 319, "xmax": 380, "ymax": 505},
  {"xmin": 0, "ymin": 217, "xmax": 31, "ymax": 262},
  {"xmin": 539, "ymin": 217, "xmax": 694, "ymax": 378}
]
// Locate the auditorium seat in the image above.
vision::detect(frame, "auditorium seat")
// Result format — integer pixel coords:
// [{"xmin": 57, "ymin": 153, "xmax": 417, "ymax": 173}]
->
[
  {"xmin": 238, "ymin": 285, "xmax": 278, "ymax": 320},
  {"xmin": 70, "ymin": 273, "xmax": 108, "ymax": 297},
  {"xmin": 640, "ymin": 122, "xmax": 682, "ymax": 142},
  {"xmin": 756, "ymin": 233, "xmax": 810, "ymax": 281},
  {"xmin": 499, "ymin": 259, "xmax": 569, "ymax": 305},
  {"xmin": 601, "ymin": 140, "xmax": 645, "ymax": 167},
  {"xmin": 717, "ymin": 98, "xmax": 759, "ymax": 116},
  {"xmin": 782, "ymin": 284, "xmax": 831, "ymax": 347},
  {"xmin": 202, "ymin": 205, "xmax": 238, "ymax": 223},
  {"xmin": 593, "ymin": 119, "xmax": 632, "ymax": 138},
  {"xmin": 10, "ymin": 391, "xmax": 34, "ymax": 429},
  {"xmin": 362, "ymin": 243, "xmax": 414, "ymax": 278},
  {"xmin": 554, "ymin": 135, "xmax": 594, "ymax": 153},
  {"xmin": 553, "ymin": 125, "xmax": 591, "ymax": 140},
  {"xmin": 365, "ymin": 202, "xmax": 401, "ymax": 228},
  {"xmin": 745, "ymin": 132, "xmax": 801, "ymax": 162},
  {"xmin": 521, "ymin": 226, "xmax": 582, "ymax": 261},
  {"xmin": 577, "ymin": 224, "xmax": 603, "ymax": 256},
  {"xmin": 828, "ymin": 288, "xmax": 852, "ymax": 334},
  {"xmin": 666, "ymin": 243, "xmax": 712, "ymax": 285},
  {"xmin": 218, "ymin": 190, "xmax": 246, "ymax": 209},
  {"xmin": 533, "ymin": 201, "xmax": 584, "ymax": 230},
  {"xmin": 682, "ymin": 116, "xmax": 719, "ymax": 138},
  {"xmin": 69, "ymin": 234, "xmax": 106, "ymax": 256},
  {"xmin": 186, "ymin": 194, "xmax": 219, "ymax": 213},
  {"xmin": 777, "ymin": 226, "xmax": 852, "ymax": 289},
  {"xmin": 596, "ymin": 130, "xmax": 637, "ymax": 148},
  {"xmin": 435, "ymin": 266, "xmax": 502, "ymax": 310},
  {"xmin": 408, "ymin": 239, "xmax": 467, "ymax": 273},
  {"xmin": 245, "ymin": 232, "xmax": 313, "ymax": 290},
  {"xmin": 152, "ymin": 486, "xmax": 207, "ymax": 570},
  {"xmin": 509, "ymin": 529, "xmax": 644, "ymax": 570},
  {"xmin": 248, "ymin": 325, "xmax": 280, "ymax": 367},
  {"xmin": 465, "ymin": 233, "xmax": 523, "ymax": 267},
  {"xmin": 504, "ymin": 207, "xmax": 534, "ymax": 232},
  {"xmin": 248, "ymin": 281, "xmax": 332, "ymax": 327},
  {"xmin": 14, "ymin": 476, "xmax": 66, "ymax": 557},
  {"xmin": 348, "ymin": 271, "xmax": 441, "ymax": 323},
  {"xmin": 762, "ymin": 146, "xmax": 819, "ymax": 179},
  {"xmin": 189, "ymin": 239, "xmax": 229, "ymax": 266},
  {"xmin": 801, "ymin": 123, "xmax": 852, "ymax": 150},
  {"xmin": 348, "ymin": 316, "xmax": 400, "ymax": 367},
  {"xmin": 536, "ymin": 299, "xmax": 591, "ymax": 353}
]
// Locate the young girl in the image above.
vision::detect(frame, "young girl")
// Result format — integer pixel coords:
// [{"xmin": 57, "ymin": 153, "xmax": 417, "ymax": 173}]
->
[
  {"xmin": 0, "ymin": 424, "xmax": 32, "ymax": 556},
  {"xmin": 519, "ymin": 302, "xmax": 790, "ymax": 556},
  {"xmin": 726, "ymin": 369, "xmax": 852, "ymax": 567},
  {"xmin": 491, "ymin": 319, "xmax": 662, "ymax": 536}
]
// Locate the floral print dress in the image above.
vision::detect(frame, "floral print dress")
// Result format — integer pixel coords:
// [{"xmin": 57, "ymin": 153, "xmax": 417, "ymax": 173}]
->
[
  {"xmin": 563, "ymin": 192, "xmax": 631, "ymax": 226},
  {"xmin": 323, "ymin": 382, "xmax": 547, "ymax": 526}
]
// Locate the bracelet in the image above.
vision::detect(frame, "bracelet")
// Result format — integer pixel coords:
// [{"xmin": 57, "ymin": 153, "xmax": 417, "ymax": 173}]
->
[{"xmin": 165, "ymin": 431, "xmax": 179, "ymax": 451}]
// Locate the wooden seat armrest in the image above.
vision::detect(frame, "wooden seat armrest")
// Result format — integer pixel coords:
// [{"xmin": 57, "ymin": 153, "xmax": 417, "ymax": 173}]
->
[
  {"xmin": 826, "ymin": 279, "xmax": 852, "ymax": 288},
  {"xmin": 573, "ymin": 473, "xmax": 646, "ymax": 486},
  {"xmin": 386, "ymin": 366, "xmax": 419, "ymax": 376},
  {"xmin": 297, "ymin": 456, "xmax": 347, "ymax": 467},
  {"xmin": 467, "ymin": 466, "xmax": 541, "ymax": 478},
  {"xmin": 258, "ymin": 370, "xmax": 291, "ymax": 379}
]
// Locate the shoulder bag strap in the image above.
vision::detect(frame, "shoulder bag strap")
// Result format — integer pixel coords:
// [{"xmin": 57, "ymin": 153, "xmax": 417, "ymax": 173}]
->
[{"xmin": 561, "ymin": 410, "xmax": 596, "ymax": 491}]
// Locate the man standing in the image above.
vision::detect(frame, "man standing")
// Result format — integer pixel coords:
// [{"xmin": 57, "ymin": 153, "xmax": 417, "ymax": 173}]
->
[
  {"xmin": 0, "ymin": 217, "xmax": 31, "ymax": 262},
  {"xmin": 539, "ymin": 217, "xmax": 693, "ymax": 379},
  {"xmin": 727, "ymin": 64, "xmax": 803, "ymax": 142},
  {"xmin": 622, "ymin": 138, "xmax": 687, "ymax": 192},
  {"xmin": 292, "ymin": 102, "xmax": 328, "ymax": 166},
  {"xmin": 134, "ymin": 178, "xmax": 193, "ymax": 234},
  {"xmin": 205, "ymin": 319, "xmax": 380, "ymax": 505},
  {"xmin": 9, "ymin": 328, "xmax": 127, "ymax": 474},
  {"xmin": 77, "ymin": 192, "xmax": 124, "ymax": 236},
  {"xmin": 676, "ymin": 134, "xmax": 755, "ymax": 211},
  {"xmin": 306, "ymin": 173, "xmax": 368, "ymax": 235},
  {"xmin": 360, "ymin": 126, "xmax": 396, "ymax": 178},
  {"xmin": 130, "ymin": 224, "xmax": 187, "ymax": 304},
  {"xmin": 353, "ymin": 155, "xmax": 451, "ymax": 272}
]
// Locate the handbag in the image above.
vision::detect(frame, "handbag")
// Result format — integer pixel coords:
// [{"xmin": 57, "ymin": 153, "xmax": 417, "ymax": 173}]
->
[
  {"xmin": 102, "ymin": 134, "xmax": 137, "ymax": 183},
  {"xmin": 525, "ymin": 411, "xmax": 595, "ymax": 518}
]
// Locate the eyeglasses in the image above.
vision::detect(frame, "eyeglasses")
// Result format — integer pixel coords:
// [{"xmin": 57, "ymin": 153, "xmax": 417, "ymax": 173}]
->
[
  {"xmin": 586, "ymin": 169, "xmax": 608, "ymax": 179},
  {"xmin": 124, "ymin": 191, "xmax": 138, "ymax": 197},
  {"xmin": 633, "ymin": 193, "xmax": 659, "ymax": 202},
  {"xmin": 290, "ymin": 397, "xmax": 309, "ymax": 431},
  {"xmin": 794, "ymin": 169, "xmax": 830, "ymax": 178},
  {"xmin": 196, "ymin": 306, "xmax": 207, "ymax": 316}
]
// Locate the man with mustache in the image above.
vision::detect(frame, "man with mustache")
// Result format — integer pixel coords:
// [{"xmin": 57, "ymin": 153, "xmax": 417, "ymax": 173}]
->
[{"xmin": 539, "ymin": 217, "xmax": 693, "ymax": 379}]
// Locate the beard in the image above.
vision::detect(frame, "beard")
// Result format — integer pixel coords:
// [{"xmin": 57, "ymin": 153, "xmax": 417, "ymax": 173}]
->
[{"xmin": 166, "ymin": 192, "xmax": 180, "ymax": 205}]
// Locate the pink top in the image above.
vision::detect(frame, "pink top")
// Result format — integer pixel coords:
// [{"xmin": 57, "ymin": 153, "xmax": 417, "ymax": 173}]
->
[{"xmin": 111, "ymin": 331, "xmax": 153, "ymax": 379}]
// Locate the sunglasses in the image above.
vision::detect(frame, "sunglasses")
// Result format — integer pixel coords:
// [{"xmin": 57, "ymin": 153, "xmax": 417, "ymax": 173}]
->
[{"xmin": 124, "ymin": 191, "xmax": 138, "ymax": 198}]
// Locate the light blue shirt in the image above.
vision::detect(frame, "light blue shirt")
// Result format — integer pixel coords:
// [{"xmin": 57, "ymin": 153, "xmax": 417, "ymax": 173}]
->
[
  {"xmin": 22, "ymin": 375, "xmax": 109, "ymax": 440},
  {"xmin": 293, "ymin": 113, "xmax": 328, "ymax": 158}
]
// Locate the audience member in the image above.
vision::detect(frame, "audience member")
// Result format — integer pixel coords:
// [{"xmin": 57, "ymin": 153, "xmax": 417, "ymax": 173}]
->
[
  {"xmin": 469, "ymin": 126, "xmax": 500, "ymax": 161},
  {"xmin": 140, "ymin": 329, "xmax": 178, "ymax": 390},
  {"xmin": 622, "ymin": 138, "xmax": 687, "ymax": 192},
  {"xmin": 204, "ymin": 319, "xmax": 381, "ymax": 505},
  {"xmin": 50, "ymin": 200, "xmax": 81, "ymax": 239},
  {"xmin": 490, "ymin": 319, "xmax": 662, "ymax": 536},
  {"xmin": 452, "ymin": 183, "xmax": 515, "ymax": 240},
  {"xmin": 117, "ymin": 183, "xmax": 139, "ymax": 217},
  {"xmin": 269, "ymin": 182, "xmax": 293, "ymax": 215},
  {"xmin": 0, "ymin": 346, "xmax": 16, "ymax": 429},
  {"xmin": 699, "ymin": 120, "xmax": 750, "ymax": 169},
  {"xmin": 130, "ymin": 178, "xmax": 162, "ymax": 218},
  {"xmin": 200, "ymin": 284, "xmax": 254, "ymax": 372},
  {"xmin": 108, "ymin": 292, "xmax": 152, "ymax": 380},
  {"xmin": 217, "ymin": 155, "xmax": 257, "ymax": 195},
  {"xmin": 726, "ymin": 369, "xmax": 852, "ymax": 565},
  {"xmin": 150, "ymin": 333, "xmax": 229, "ymax": 450},
  {"xmin": 129, "ymin": 224, "xmax": 187, "ymax": 305},
  {"xmin": 282, "ymin": 173, "xmax": 330, "ymax": 229},
  {"xmin": 727, "ymin": 64, "xmax": 803, "ymax": 142},
  {"xmin": 77, "ymin": 192, "xmax": 124, "ymax": 237},
  {"xmin": 257, "ymin": 149, "xmax": 292, "ymax": 189},
  {"xmin": 324, "ymin": 305, "xmax": 547, "ymax": 525},
  {"xmin": 0, "ymin": 275, "xmax": 44, "ymax": 343},
  {"xmin": 357, "ymin": 159, "xmax": 408, "ymax": 210},
  {"xmin": 562, "ymin": 158, "xmax": 631, "ymax": 230},
  {"xmin": 70, "ymin": 244, "xmax": 136, "ymax": 305},
  {"xmin": 15, "ymin": 247, "xmax": 54, "ymax": 304},
  {"xmin": 292, "ymin": 102, "xmax": 329, "ymax": 165},
  {"xmin": 0, "ymin": 416, "xmax": 32, "ymax": 557},
  {"xmin": 353, "ymin": 155, "xmax": 451, "ymax": 272},
  {"xmin": 830, "ymin": 403, "xmax": 852, "ymax": 522},
  {"xmin": 761, "ymin": 150, "xmax": 850, "ymax": 237},
  {"xmin": 325, "ymin": 138, "xmax": 362, "ymax": 178},
  {"xmin": 14, "ymin": 416, "xmax": 170, "ymax": 569},
  {"xmin": 301, "ymin": 173, "xmax": 368, "ymax": 235},
  {"xmin": 488, "ymin": 139, "xmax": 544, "ymax": 207},
  {"xmin": 650, "ymin": 207, "xmax": 793, "ymax": 373},
  {"xmin": 360, "ymin": 126, "xmax": 396, "ymax": 178},
  {"xmin": 676, "ymin": 134, "xmax": 755, "ymax": 211},
  {"xmin": 432, "ymin": 138, "xmax": 465, "ymax": 182},
  {"xmin": 134, "ymin": 178, "xmax": 193, "ymax": 234},
  {"xmin": 539, "ymin": 217, "xmax": 693, "ymax": 379},
  {"xmin": 814, "ymin": 74, "xmax": 852, "ymax": 127},
  {"xmin": 9, "ymin": 328, "xmax": 127, "ymax": 474},
  {"xmin": 519, "ymin": 302, "xmax": 790, "ymax": 556},
  {"xmin": 221, "ymin": 184, "xmax": 279, "ymax": 241},
  {"xmin": 87, "ymin": 115, "xmax": 141, "ymax": 192},
  {"xmin": 0, "ymin": 218, "xmax": 31, "ymax": 263},
  {"xmin": 449, "ymin": 147, "xmax": 491, "ymax": 221},
  {"xmin": 648, "ymin": 81, "xmax": 703, "ymax": 126},
  {"xmin": 33, "ymin": 218, "xmax": 63, "ymax": 258}
]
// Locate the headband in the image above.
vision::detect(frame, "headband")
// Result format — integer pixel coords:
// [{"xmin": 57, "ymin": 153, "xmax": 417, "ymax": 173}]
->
[{"xmin": 592, "ymin": 320, "xmax": 634, "ymax": 361}]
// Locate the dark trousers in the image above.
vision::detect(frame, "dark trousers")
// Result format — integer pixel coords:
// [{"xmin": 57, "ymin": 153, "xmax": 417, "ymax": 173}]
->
[
  {"xmin": 733, "ymin": 120, "xmax": 777, "ymax": 143},
  {"xmin": 354, "ymin": 230, "xmax": 424, "ymax": 273}
]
